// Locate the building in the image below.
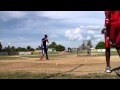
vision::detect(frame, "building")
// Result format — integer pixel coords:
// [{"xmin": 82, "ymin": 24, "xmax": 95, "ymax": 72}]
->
[{"xmin": 48, "ymin": 48, "xmax": 56, "ymax": 53}]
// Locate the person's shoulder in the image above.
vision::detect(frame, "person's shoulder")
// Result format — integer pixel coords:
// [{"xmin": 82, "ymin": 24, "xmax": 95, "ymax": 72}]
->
[{"xmin": 105, "ymin": 11, "xmax": 112, "ymax": 13}]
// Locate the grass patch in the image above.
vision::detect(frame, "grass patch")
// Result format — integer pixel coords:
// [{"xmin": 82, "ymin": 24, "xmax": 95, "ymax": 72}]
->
[
  {"xmin": 77, "ymin": 73, "xmax": 120, "ymax": 79},
  {"xmin": 0, "ymin": 71, "xmax": 119, "ymax": 79}
]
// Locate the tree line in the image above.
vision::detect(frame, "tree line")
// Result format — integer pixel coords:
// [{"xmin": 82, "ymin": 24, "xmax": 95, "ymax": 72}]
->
[
  {"xmin": 0, "ymin": 41, "xmax": 106, "ymax": 52},
  {"xmin": 0, "ymin": 45, "xmax": 34, "ymax": 52},
  {"xmin": 0, "ymin": 42, "xmax": 66, "ymax": 52},
  {"xmin": 36, "ymin": 42, "xmax": 66, "ymax": 51}
]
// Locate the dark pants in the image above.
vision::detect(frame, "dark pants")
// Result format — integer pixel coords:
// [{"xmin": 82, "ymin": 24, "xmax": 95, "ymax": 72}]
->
[{"xmin": 44, "ymin": 48, "xmax": 49, "ymax": 59}]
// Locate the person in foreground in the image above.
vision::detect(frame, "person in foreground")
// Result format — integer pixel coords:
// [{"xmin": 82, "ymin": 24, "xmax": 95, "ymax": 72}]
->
[
  {"xmin": 103, "ymin": 11, "xmax": 120, "ymax": 73},
  {"xmin": 40, "ymin": 34, "xmax": 49, "ymax": 60}
]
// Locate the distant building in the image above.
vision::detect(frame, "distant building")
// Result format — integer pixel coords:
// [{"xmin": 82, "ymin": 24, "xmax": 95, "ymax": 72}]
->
[
  {"xmin": 48, "ymin": 48, "xmax": 56, "ymax": 53},
  {"xmin": 71, "ymin": 48, "xmax": 77, "ymax": 52}
]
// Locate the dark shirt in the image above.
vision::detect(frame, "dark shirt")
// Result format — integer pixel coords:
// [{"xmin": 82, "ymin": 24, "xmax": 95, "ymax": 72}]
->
[{"xmin": 42, "ymin": 38, "xmax": 47, "ymax": 48}]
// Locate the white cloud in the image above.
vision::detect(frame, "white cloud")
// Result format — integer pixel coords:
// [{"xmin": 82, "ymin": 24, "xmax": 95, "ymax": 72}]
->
[
  {"xmin": 65, "ymin": 28, "xmax": 84, "ymax": 41},
  {"xmin": 87, "ymin": 30, "xmax": 95, "ymax": 35},
  {"xmin": 86, "ymin": 35, "xmax": 91, "ymax": 40},
  {"xmin": 65, "ymin": 25, "xmax": 104, "ymax": 43},
  {"xmin": 8, "ymin": 42, "xmax": 12, "ymax": 45}
]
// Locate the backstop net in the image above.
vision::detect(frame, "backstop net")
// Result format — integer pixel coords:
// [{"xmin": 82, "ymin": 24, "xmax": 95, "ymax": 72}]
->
[{"xmin": 77, "ymin": 40, "xmax": 91, "ymax": 56}]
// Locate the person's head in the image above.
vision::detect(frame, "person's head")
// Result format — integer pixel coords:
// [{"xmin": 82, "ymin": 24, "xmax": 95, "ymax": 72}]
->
[{"xmin": 44, "ymin": 34, "xmax": 48, "ymax": 38}]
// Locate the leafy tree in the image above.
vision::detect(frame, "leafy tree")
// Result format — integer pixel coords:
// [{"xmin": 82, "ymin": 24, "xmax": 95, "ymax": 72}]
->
[
  {"xmin": 20, "ymin": 48, "xmax": 27, "ymax": 51},
  {"xmin": 30, "ymin": 48, "xmax": 35, "ymax": 51},
  {"xmin": 56, "ymin": 44, "xmax": 65, "ymax": 51},
  {"xmin": 18, "ymin": 47, "xmax": 21, "ymax": 51},
  {"xmin": 11, "ymin": 46, "xmax": 15, "ymax": 52},
  {"xmin": 48, "ymin": 42, "xmax": 57, "ymax": 48},
  {"xmin": 27, "ymin": 46, "xmax": 31, "ymax": 51},
  {"xmin": 36, "ymin": 48, "xmax": 39, "ymax": 50},
  {"xmin": 95, "ymin": 42, "xmax": 105, "ymax": 49},
  {"xmin": 48, "ymin": 42, "xmax": 66, "ymax": 51},
  {"xmin": 2, "ymin": 47, "xmax": 7, "ymax": 52},
  {"xmin": 7, "ymin": 46, "xmax": 11, "ymax": 52}
]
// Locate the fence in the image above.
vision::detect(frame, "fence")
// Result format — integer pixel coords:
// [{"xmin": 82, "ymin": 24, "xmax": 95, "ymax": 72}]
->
[
  {"xmin": 0, "ymin": 51, "xmax": 32, "ymax": 55},
  {"xmin": 18, "ymin": 52, "xmax": 32, "ymax": 55},
  {"xmin": 0, "ymin": 52, "xmax": 8, "ymax": 55}
]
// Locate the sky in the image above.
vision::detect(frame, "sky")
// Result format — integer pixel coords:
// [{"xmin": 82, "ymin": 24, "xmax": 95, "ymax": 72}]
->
[{"xmin": 0, "ymin": 11, "xmax": 105, "ymax": 49}]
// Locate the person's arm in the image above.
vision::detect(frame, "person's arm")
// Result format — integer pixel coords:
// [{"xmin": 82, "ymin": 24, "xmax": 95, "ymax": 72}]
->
[
  {"xmin": 43, "ymin": 38, "xmax": 49, "ymax": 43},
  {"xmin": 104, "ymin": 11, "xmax": 111, "ymax": 27},
  {"xmin": 46, "ymin": 38, "xmax": 49, "ymax": 43},
  {"xmin": 104, "ymin": 11, "xmax": 112, "ymax": 37}
]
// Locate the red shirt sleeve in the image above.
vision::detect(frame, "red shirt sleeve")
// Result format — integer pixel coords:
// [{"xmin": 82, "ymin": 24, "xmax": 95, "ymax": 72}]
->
[{"xmin": 105, "ymin": 11, "xmax": 111, "ymax": 14}]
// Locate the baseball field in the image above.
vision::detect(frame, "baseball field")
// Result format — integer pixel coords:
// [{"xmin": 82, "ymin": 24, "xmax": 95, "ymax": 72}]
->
[{"xmin": 0, "ymin": 52, "xmax": 120, "ymax": 79}]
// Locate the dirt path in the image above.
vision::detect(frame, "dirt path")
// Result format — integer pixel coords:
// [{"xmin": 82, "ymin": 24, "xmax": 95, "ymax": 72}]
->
[{"xmin": 0, "ymin": 55, "xmax": 120, "ymax": 76}]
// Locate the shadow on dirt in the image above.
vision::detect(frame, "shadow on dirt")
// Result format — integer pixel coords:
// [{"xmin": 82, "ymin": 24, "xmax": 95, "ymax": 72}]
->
[{"xmin": 112, "ymin": 67, "xmax": 120, "ymax": 76}]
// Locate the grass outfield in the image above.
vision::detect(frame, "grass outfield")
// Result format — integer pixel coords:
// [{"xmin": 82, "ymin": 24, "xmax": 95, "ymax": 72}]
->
[{"xmin": 0, "ymin": 71, "xmax": 119, "ymax": 79}]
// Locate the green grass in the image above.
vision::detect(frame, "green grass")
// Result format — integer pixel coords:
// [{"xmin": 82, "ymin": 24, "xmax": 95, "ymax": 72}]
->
[
  {"xmin": 78, "ymin": 73, "xmax": 120, "ymax": 79},
  {"xmin": 0, "ymin": 71, "xmax": 119, "ymax": 79}
]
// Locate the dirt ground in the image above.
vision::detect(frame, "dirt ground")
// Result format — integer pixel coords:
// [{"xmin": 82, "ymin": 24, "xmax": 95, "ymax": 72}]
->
[{"xmin": 0, "ymin": 54, "xmax": 120, "ymax": 76}]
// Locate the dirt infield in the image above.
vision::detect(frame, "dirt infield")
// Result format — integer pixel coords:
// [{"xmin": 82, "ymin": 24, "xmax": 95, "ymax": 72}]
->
[{"xmin": 0, "ymin": 54, "xmax": 120, "ymax": 76}]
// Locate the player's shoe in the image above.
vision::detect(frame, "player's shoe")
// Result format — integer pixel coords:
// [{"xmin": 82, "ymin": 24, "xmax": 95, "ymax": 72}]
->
[
  {"xmin": 46, "ymin": 58, "xmax": 49, "ymax": 60},
  {"xmin": 105, "ymin": 67, "xmax": 111, "ymax": 73}
]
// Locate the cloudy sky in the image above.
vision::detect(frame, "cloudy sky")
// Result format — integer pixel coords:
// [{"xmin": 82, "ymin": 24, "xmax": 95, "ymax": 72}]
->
[{"xmin": 0, "ymin": 11, "xmax": 105, "ymax": 49}]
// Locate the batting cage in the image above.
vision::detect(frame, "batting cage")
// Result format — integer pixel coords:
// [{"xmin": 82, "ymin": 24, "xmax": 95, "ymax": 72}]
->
[{"xmin": 77, "ymin": 40, "xmax": 91, "ymax": 56}]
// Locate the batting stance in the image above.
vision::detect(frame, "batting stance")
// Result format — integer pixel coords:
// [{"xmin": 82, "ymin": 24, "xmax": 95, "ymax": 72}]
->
[
  {"xmin": 102, "ymin": 11, "xmax": 120, "ymax": 73},
  {"xmin": 40, "ymin": 34, "xmax": 49, "ymax": 60}
]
